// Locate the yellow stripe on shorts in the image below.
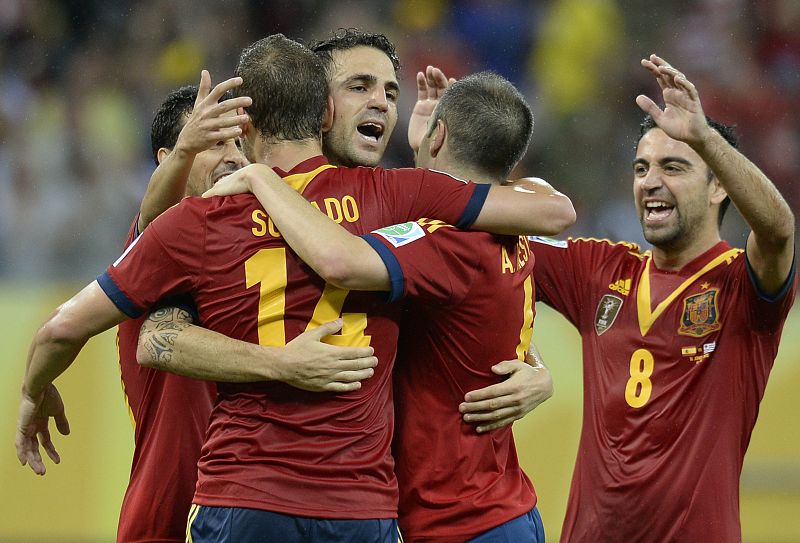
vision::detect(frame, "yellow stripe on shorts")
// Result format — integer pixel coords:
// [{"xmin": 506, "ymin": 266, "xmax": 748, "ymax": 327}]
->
[{"xmin": 186, "ymin": 503, "xmax": 201, "ymax": 543}]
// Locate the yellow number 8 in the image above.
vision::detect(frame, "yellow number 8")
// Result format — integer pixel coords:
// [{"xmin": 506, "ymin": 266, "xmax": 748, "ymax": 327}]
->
[{"xmin": 625, "ymin": 348, "xmax": 654, "ymax": 408}]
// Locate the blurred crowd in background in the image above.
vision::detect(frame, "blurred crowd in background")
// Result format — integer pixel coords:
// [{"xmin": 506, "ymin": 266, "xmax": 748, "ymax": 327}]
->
[{"xmin": 0, "ymin": 0, "xmax": 797, "ymax": 280}]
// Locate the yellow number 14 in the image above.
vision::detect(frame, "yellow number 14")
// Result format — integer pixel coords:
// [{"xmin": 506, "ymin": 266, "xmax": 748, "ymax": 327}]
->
[{"xmin": 245, "ymin": 248, "xmax": 371, "ymax": 347}]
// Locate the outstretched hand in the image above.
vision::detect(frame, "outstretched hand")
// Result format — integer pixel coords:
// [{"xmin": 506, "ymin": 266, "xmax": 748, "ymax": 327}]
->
[
  {"xmin": 16, "ymin": 383, "xmax": 70, "ymax": 475},
  {"xmin": 202, "ymin": 163, "xmax": 278, "ymax": 197},
  {"xmin": 459, "ymin": 359, "xmax": 553, "ymax": 433},
  {"xmin": 278, "ymin": 320, "xmax": 379, "ymax": 393},
  {"xmin": 175, "ymin": 70, "xmax": 252, "ymax": 156},
  {"xmin": 635, "ymin": 54, "xmax": 710, "ymax": 147},
  {"xmin": 408, "ymin": 66, "xmax": 456, "ymax": 153}
]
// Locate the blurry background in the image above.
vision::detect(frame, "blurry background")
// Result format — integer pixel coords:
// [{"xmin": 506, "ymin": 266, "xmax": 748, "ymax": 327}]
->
[{"xmin": 0, "ymin": 0, "xmax": 798, "ymax": 541}]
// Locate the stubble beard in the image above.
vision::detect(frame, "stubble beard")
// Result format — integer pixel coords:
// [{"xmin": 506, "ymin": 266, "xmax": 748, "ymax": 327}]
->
[{"xmin": 642, "ymin": 208, "xmax": 693, "ymax": 253}]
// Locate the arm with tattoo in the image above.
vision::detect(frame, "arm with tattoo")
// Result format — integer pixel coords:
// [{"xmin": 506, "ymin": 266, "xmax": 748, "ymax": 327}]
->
[
  {"xmin": 137, "ymin": 307, "xmax": 192, "ymax": 372},
  {"xmin": 137, "ymin": 307, "xmax": 379, "ymax": 392}
]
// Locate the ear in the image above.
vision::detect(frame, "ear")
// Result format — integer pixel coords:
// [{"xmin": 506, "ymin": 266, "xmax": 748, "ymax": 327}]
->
[
  {"xmin": 322, "ymin": 95, "xmax": 334, "ymax": 133},
  {"xmin": 238, "ymin": 108, "xmax": 254, "ymax": 139},
  {"xmin": 429, "ymin": 119, "xmax": 446, "ymax": 158},
  {"xmin": 157, "ymin": 147, "xmax": 170, "ymax": 165},
  {"xmin": 708, "ymin": 175, "xmax": 728, "ymax": 205}
]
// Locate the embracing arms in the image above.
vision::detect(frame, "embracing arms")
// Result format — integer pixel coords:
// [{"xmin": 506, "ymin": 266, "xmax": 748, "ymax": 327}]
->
[{"xmin": 136, "ymin": 307, "xmax": 376, "ymax": 392}]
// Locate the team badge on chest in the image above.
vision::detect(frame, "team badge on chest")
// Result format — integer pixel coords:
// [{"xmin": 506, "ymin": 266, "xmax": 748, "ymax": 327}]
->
[
  {"xmin": 595, "ymin": 294, "xmax": 623, "ymax": 335},
  {"xmin": 678, "ymin": 288, "xmax": 721, "ymax": 337}
]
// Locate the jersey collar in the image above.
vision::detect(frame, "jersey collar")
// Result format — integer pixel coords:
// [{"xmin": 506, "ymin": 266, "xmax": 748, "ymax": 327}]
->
[
  {"xmin": 273, "ymin": 156, "xmax": 336, "ymax": 195},
  {"xmin": 636, "ymin": 241, "xmax": 742, "ymax": 336},
  {"xmin": 273, "ymin": 155, "xmax": 330, "ymax": 177}
]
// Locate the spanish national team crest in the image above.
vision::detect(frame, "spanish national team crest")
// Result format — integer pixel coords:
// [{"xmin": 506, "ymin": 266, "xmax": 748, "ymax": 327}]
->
[
  {"xmin": 595, "ymin": 294, "xmax": 623, "ymax": 336},
  {"xmin": 678, "ymin": 289, "xmax": 721, "ymax": 337}
]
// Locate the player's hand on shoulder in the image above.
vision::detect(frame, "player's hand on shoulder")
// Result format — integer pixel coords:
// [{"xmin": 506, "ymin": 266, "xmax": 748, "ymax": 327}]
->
[
  {"xmin": 202, "ymin": 163, "xmax": 276, "ymax": 197},
  {"xmin": 15, "ymin": 383, "xmax": 70, "ymax": 475},
  {"xmin": 459, "ymin": 359, "xmax": 553, "ymax": 433}
]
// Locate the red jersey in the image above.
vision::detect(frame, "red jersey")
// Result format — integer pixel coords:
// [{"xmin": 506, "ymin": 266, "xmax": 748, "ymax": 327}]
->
[
  {"xmin": 531, "ymin": 237, "xmax": 797, "ymax": 542},
  {"xmin": 98, "ymin": 156, "xmax": 490, "ymax": 520},
  {"xmin": 364, "ymin": 221, "xmax": 537, "ymax": 541},
  {"xmin": 114, "ymin": 219, "xmax": 215, "ymax": 543}
]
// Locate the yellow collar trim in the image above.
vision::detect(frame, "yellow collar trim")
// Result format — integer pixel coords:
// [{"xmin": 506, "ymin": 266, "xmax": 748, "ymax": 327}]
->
[
  {"xmin": 636, "ymin": 248, "xmax": 741, "ymax": 336},
  {"xmin": 282, "ymin": 164, "xmax": 336, "ymax": 194}
]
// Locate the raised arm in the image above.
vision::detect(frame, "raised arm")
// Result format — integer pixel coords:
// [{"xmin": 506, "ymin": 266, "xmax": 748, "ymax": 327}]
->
[
  {"xmin": 136, "ymin": 307, "xmax": 377, "ymax": 392},
  {"xmin": 138, "ymin": 70, "xmax": 251, "ymax": 232},
  {"xmin": 17, "ymin": 281, "xmax": 127, "ymax": 475},
  {"xmin": 637, "ymin": 54, "xmax": 795, "ymax": 294},
  {"xmin": 204, "ymin": 164, "xmax": 390, "ymax": 291}
]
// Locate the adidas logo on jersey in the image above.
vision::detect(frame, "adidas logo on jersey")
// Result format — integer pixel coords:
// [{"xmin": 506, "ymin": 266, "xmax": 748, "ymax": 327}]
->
[{"xmin": 608, "ymin": 278, "xmax": 631, "ymax": 296}]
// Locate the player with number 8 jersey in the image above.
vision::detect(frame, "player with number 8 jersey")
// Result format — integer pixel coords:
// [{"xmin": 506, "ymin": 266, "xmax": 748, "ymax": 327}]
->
[
  {"xmin": 98, "ymin": 155, "xmax": 489, "ymax": 519},
  {"xmin": 531, "ymin": 236, "xmax": 797, "ymax": 542}
]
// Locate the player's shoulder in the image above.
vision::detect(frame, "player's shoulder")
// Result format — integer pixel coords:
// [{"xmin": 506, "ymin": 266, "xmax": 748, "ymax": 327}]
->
[
  {"xmin": 327, "ymin": 164, "xmax": 385, "ymax": 187},
  {"xmin": 529, "ymin": 236, "xmax": 648, "ymax": 267},
  {"xmin": 143, "ymin": 196, "xmax": 211, "ymax": 231},
  {"xmin": 376, "ymin": 166, "xmax": 469, "ymax": 184},
  {"xmin": 531, "ymin": 235, "xmax": 643, "ymax": 254}
]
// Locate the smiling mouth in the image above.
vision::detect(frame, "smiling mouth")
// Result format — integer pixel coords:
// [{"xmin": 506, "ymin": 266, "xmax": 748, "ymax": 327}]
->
[
  {"xmin": 357, "ymin": 122, "xmax": 384, "ymax": 145},
  {"xmin": 644, "ymin": 201, "xmax": 675, "ymax": 223}
]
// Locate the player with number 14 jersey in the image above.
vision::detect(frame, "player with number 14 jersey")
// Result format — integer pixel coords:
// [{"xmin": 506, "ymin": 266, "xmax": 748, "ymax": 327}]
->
[{"xmin": 97, "ymin": 156, "xmax": 490, "ymax": 520}]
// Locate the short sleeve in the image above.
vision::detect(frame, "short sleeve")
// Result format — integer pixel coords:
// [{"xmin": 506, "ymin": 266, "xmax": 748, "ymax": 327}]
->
[
  {"xmin": 743, "ymin": 250, "xmax": 798, "ymax": 333},
  {"xmin": 378, "ymin": 168, "xmax": 490, "ymax": 229},
  {"xmin": 530, "ymin": 237, "xmax": 592, "ymax": 328},
  {"xmin": 362, "ymin": 221, "xmax": 480, "ymax": 304},
  {"xmin": 98, "ymin": 200, "xmax": 207, "ymax": 318}
]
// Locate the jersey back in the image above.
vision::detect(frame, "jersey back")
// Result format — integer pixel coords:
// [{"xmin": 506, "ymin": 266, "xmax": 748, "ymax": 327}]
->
[
  {"xmin": 366, "ymin": 222, "xmax": 537, "ymax": 541},
  {"xmin": 99, "ymin": 156, "xmax": 488, "ymax": 519}
]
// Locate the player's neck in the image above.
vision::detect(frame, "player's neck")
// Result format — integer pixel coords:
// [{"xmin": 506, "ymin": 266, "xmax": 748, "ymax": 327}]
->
[
  {"xmin": 438, "ymin": 162, "xmax": 502, "ymax": 185},
  {"xmin": 253, "ymin": 137, "xmax": 323, "ymax": 172},
  {"xmin": 651, "ymin": 232, "xmax": 722, "ymax": 271}
]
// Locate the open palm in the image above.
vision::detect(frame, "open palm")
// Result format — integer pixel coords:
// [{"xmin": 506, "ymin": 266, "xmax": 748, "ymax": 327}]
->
[{"xmin": 635, "ymin": 54, "xmax": 709, "ymax": 146}]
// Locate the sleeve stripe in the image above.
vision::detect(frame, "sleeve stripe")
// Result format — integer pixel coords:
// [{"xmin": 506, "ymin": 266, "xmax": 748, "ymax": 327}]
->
[
  {"xmin": 362, "ymin": 235, "xmax": 405, "ymax": 303},
  {"xmin": 455, "ymin": 183, "xmax": 491, "ymax": 229},
  {"xmin": 97, "ymin": 272, "xmax": 143, "ymax": 318},
  {"xmin": 744, "ymin": 248, "xmax": 797, "ymax": 302},
  {"xmin": 166, "ymin": 298, "xmax": 200, "ymax": 323}
]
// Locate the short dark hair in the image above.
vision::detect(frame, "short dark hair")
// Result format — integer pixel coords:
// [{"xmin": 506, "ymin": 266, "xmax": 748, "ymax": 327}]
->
[
  {"xmin": 150, "ymin": 85, "xmax": 197, "ymax": 165},
  {"xmin": 639, "ymin": 115, "xmax": 738, "ymax": 225},
  {"xmin": 428, "ymin": 72, "xmax": 533, "ymax": 179},
  {"xmin": 235, "ymin": 34, "xmax": 328, "ymax": 141},
  {"xmin": 309, "ymin": 28, "xmax": 400, "ymax": 79}
]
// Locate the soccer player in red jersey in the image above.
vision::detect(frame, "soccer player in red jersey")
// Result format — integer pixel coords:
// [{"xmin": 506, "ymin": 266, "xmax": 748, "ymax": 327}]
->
[
  {"xmin": 113, "ymin": 75, "xmax": 376, "ymax": 543},
  {"xmin": 15, "ymin": 35, "xmax": 569, "ymax": 543},
  {"xmin": 114, "ymin": 76, "xmax": 246, "ymax": 543},
  {"xmin": 529, "ymin": 55, "xmax": 796, "ymax": 542},
  {"xmin": 205, "ymin": 71, "xmax": 571, "ymax": 542},
  {"xmin": 144, "ymin": 33, "xmax": 555, "ymax": 435}
]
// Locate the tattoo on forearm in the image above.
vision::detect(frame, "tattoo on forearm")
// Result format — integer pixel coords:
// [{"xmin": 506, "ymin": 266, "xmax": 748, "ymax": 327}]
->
[{"xmin": 139, "ymin": 307, "xmax": 194, "ymax": 369}]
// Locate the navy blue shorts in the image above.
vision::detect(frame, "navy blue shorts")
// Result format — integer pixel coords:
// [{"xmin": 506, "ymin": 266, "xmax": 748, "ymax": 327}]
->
[
  {"xmin": 187, "ymin": 504, "xmax": 399, "ymax": 543},
  {"xmin": 465, "ymin": 507, "xmax": 545, "ymax": 543}
]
